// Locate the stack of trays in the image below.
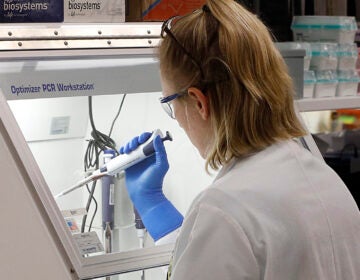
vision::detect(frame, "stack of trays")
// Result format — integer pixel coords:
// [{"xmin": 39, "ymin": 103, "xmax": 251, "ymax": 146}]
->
[{"xmin": 290, "ymin": 16, "xmax": 359, "ymax": 99}]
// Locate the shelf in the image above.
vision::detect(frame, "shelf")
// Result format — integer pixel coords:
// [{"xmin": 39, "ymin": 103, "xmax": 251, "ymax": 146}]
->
[
  {"xmin": 296, "ymin": 96, "xmax": 360, "ymax": 112},
  {"xmin": 0, "ymin": 23, "xmax": 162, "ymax": 51}
]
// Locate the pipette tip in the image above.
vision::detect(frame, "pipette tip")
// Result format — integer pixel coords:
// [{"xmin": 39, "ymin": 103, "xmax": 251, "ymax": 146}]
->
[{"xmin": 162, "ymin": 131, "xmax": 173, "ymax": 142}]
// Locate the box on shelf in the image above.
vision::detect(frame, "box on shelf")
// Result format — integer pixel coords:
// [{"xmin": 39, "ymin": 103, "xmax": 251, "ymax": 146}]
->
[
  {"xmin": 0, "ymin": 0, "xmax": 63, "ymax": 23},
  {"xmin": 336, "ymin": 70, "xmax": 360, "ymax": 97},
  {"xmin": 126, "ymin": 0, "xmax": 141, "ymax": 21},
  {"xmin": 276, "ymin": 42, "xmax": 312, "ymax": 70},
  {"xmin": 310, "ymin": 43, "xmax": 338, "ymax": 71},
  {"xmin": 144, "ymin": 0, "xmax": 206, "ymax": 21},
  {"xmin": 314, "ymin": 70, "xmax": 338, "ymax": 98},
  {"xmin": 337, "ymin": 43, "xmax": 358, "ymax": 70},
  {"xmin": 291, "ymin": 16, "xmax": 357, "ymax": 44},
  {"xmin": 64, "ymin": 0, "xmax": 125, "ymax": 23},
  {"xmin": 303, "ymin": 70, "xmax": 316, "ymax": 98},
  {"xmin": 126, "ymin": 0, "xmax": 205, "ymax": 22}
]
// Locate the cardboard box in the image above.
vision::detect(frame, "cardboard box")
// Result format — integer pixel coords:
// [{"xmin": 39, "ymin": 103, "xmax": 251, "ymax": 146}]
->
[
  {"xmin": 0, "ymin": 0, "xmax": 63, "ymax": 23},
  {"xmin": 126, "ymin": 0, "xmax": 142, "ymax": 21},
  {"xmin": 64, "ymin": 0, "xmax": 125, "ymax": 23},
  {"xmin": 135, "ymin": 0, "xmax": 206, "ymax": 21}
]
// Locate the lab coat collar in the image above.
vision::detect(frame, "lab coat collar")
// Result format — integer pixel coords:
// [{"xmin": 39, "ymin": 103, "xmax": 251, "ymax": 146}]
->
[
  {"xmin": 213, "ymin": 140, "xmax": 297, "ymax": 183},
  {"xmin": 212, "ymin": 141, "xmax": 287, "ymax": 183},
  {"xmin": 213, "ymin": 157, "xmax": 239, "ymax": 182}
]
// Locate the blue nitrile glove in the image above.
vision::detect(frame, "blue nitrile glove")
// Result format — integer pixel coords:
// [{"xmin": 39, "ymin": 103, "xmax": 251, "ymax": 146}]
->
[{"xmin": 119, "ymin": 132, "xmax": 183, "ymax": 241}]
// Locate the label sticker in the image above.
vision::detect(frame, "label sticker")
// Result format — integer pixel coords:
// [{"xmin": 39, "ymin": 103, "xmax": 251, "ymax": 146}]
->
[
  {"xmin": 0, "ymin": 0, "xmax": 64, "ymax": 23},
  {"xmin": 9, "ymin": 82, "xmax": 96, "ymax": 97},
  {"xmin": 109, "ymin": 183, "xmax": 115, "ymax": 205},
  {"xmin": 65, "ymin": 218, "xmax": 80, "ymax": 234},
  {"xmin": 61, "ymin": 208, "xmax": 87, "ymax": 218},
  {"xmin": 50, "ymin": 116, "xmax": 70, "ymax": 135},
  {"xmin": 64, "ymin": 0, "xmax": 125, "ymax": 23},
  {"xmin": 73, "ymin": 232, "xmax": 104, "ymax": 255}
]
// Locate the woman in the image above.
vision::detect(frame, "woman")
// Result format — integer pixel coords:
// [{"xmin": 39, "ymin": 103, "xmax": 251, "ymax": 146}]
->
[{"xmin": 120, "ymin": 0, "xmax": 360, "ymax": 279}]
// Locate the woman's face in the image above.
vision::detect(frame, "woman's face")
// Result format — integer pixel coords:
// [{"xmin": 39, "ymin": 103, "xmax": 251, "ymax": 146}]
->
[{"xmin": 160, "ymin": 76, "xmax": 213, "ymax": 158}]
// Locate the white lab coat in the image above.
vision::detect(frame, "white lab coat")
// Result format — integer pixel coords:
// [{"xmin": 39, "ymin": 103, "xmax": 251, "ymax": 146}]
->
[{"xmin": 169, "ymin": 140, "xmax": 360, "ymax": 280}]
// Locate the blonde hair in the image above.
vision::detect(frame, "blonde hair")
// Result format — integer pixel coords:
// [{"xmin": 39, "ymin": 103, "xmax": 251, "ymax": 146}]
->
[{"xmin": 158, "ymin": 0, "xmax": 306, "ymax": 171}]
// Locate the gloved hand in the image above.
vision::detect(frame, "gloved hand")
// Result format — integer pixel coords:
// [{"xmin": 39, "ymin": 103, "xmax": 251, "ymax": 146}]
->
[{"xmin": 120, "ymin": 132, "xmax": 183, "ymax": 241}]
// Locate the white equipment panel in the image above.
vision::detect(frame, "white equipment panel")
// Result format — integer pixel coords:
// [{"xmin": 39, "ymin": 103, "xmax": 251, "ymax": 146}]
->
[{"xmin": 0, "ymin": 92, "xmax": 76, "ymax": 280}]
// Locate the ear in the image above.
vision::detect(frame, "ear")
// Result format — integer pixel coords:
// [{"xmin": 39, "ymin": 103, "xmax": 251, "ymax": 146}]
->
[{"xmin": 187, "ymin": 87, "xmax": 210, "ymax": 120}]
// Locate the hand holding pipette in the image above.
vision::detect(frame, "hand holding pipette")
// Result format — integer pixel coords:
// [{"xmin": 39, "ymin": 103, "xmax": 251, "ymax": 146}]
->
[{"xmin": 54, "ymin": 129, "xmax": 172, "ymax": 199}]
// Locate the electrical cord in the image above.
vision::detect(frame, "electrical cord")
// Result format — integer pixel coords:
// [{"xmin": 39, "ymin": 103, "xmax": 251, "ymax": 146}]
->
[
  {"xmin": 81, "ymin": 95, "xmax": 127, "ymax": 232},
  {"xmin": 81, "ymin": 181, "xmax": 98, "ymax": 233},
  {"xmin": 109, "ymin": 94, "xmax": 127, "ymax": 138},
  {"xmin": 84, "ymin": 96, "xmax": 119, "ymax": 170},
  {"xmin": 86, "ymin": 183, "xmax": 98, "ymax": 232}
]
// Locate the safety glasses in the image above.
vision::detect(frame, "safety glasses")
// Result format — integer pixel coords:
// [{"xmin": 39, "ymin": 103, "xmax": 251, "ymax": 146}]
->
[
  {"xmin": 161, "ymin": 16, "xmax": 205, "ymax": 80},
  {"xmin": 159, "ymin": 91, "xmax": 187, "ymax": 119},
  {"xmin": 159, "ymin": 11, "xmax": 215, "ymax": 119}
]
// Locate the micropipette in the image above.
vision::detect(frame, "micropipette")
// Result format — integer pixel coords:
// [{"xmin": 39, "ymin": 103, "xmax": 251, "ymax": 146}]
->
[{"xmin": 55, "ymin": 129, "xmax": 172, "ymax": 199}]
